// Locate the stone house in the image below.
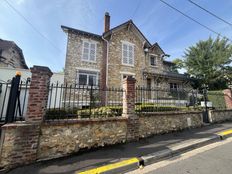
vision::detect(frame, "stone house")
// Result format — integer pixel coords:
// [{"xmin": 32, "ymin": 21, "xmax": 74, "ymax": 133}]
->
[
  {"xmin": 62, "ymin": 12, "xmax": 190, "ymax": 91},
  {"xmin": 0, "ymin": 39, "xmax": 28, "ymax": 69}
]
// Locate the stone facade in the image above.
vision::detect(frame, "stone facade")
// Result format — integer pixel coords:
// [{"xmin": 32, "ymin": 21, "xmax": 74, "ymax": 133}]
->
[
  {"xmin": 64, "ymin": 32, "xmax": 103, "ymax": 85},
  {"xmin": 139, "ymin": 111, "xmax": 203, "ymax": 138},
  {"xmin": 62, "ymin": 13, "xmax": 190, "ymax": 90},
  {"xmin": 38, "ymin": 118, "xmax": 127, "ymax": 160},
  {"xmin": 208, "ymin": 109, "xmax": 232, "ymax": 123}
]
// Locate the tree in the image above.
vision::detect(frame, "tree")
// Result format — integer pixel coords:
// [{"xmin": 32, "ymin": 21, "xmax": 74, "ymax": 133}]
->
[{"xmin": 178, "ymin": 37, "xmax": 232, "ymax": 89}]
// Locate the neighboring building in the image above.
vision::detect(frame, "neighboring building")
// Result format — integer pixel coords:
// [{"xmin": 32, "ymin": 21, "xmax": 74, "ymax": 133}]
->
[
  {"xmin": 0, "ymin": 39, "xmax": 28, "ymax": 69},
  {"xmin": 62, "ymin": 12, "xmax": 191, "ymax": 90}
]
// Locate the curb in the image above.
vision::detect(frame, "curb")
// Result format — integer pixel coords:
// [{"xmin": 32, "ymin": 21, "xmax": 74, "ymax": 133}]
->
[
  {"xmin": 77, "ymin": 158, "xmax": 141, "ymax": 174},
  {"xmin": 77, "ymin": 129, "xmax": 232, "ymax": 174},
  {"xmin": 141, "ymin": 135, "xmax": 220, "ymax": 166},
  {"xmin": 217, "ymin": 129, "xmax": 232, "ymax": 140}
]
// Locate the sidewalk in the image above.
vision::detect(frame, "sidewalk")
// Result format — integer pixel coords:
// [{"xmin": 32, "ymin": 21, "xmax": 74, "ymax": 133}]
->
[{"xmin": 5, "ymin": 122, "xmax": 232, "ymax": 174}]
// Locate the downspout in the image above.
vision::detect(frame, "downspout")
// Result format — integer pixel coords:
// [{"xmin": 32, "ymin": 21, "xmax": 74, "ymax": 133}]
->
[{"xmin": 102, "ymin": 36, "xmax": 109, "ymax": 88}]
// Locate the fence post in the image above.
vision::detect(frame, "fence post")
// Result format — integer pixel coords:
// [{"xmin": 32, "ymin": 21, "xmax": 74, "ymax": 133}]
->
[
  {"xmin": 26, "ymin": 66, "xmax": 53, "ymax": 123},
  {"xmin": 0, "ymin": 65, "xmax": 52, "ymax": 169},
  {"xmin": 122, "ymin": 77, "xmax": 139, "ymax": 141},
  {"xmin": 223, "ymin": 89, "xmax": 232, "ymax": 109}
]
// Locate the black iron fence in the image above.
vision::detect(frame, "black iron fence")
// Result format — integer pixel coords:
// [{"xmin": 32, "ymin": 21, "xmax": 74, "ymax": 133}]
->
[
  {"xmin": 0, "ymin": 80, "xmax": 30, "ymax": 122},
  {"xmin": 45, "ymin": 84, "xmax": 124, "ymax": 120},
  {"xmin": 45, "ymin": 84, "xmax": 231, "ymax": 120},
  {"xmin": 135, "ymin": 87, "xmax": 199, "ymax": 113}
]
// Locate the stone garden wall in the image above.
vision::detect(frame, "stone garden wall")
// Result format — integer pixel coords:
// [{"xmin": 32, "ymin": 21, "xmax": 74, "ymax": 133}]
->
[
  {"xmin": 37, "ymin": 118, "xmax": 127, "ymax": 160},
  {"xmin": 139, "ymin": 111, "xmax": 203, "ymax": 138},
  {"xmin": 208, "ymin": 109, "xmax": 232, "ymax": 123}
]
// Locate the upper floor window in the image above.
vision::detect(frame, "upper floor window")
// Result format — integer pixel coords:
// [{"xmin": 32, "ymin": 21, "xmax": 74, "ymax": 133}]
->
[
  {"xmin": 122, "ymin": 42, "xmax": 134, "ymax": 66},
  {"xmin": 82, "ymin": 41, "xmax": 97, "ymax": 62},
  {"xmin": 150, "ymin": 56, "xmax": 157, "ymax": 66}
]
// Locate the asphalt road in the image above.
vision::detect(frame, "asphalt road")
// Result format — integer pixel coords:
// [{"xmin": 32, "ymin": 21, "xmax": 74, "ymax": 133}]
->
[{"xmin": 145, "ymin": 139, "xmax": 232, "ymax": 174}]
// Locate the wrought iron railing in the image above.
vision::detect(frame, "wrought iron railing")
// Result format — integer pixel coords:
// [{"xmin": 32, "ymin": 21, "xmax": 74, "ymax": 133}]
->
[
  {"xmin": 45, "ymin": 84, "xmax": 124, "ymax": 120},
  {"xmin": 0, "ymin": 80, "xmax": 30, "ymax": 122}
]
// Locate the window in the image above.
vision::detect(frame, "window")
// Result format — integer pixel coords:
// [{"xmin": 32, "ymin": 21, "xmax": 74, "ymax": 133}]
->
[
  {"xmin": 82, "ymin": 41, "xmax": 96, "ymax": 62},
  {"xmin": 155, "ymin": 80, "xmax": 161, "ymax": 87},
  {"xmin": 150, "ymin": 56, "xmax": 157, "ymax": 66},
  {"xmin": 78, "ymin": 70, "xmax": 98, "ymax": 86},
  {"xmin": 122, "ymin": 42, "xmax": 134, "ymax": 66},
  {"xmin": 170, "ymin": 83, "xmax": 178, "ymax": 90},
  {"xmin": 122, "ymin": 74, "xmax": 133, "ymax": 79},
  {"xmin": 121, "ymin": 73, "xmax": 135, "ymax": 85}
]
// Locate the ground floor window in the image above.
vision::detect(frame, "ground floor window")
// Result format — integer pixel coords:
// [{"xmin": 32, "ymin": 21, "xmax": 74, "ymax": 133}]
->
[
  {"xmin": 77, "ymin": 70, "xmax": 98, "ymax": 86},
  {"xmin": 169, "ymin": 83, "xmax": 179, "ymax": 90}
]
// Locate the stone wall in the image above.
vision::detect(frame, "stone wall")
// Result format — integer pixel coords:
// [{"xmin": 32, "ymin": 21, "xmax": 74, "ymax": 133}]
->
[
  {"xmin": 139, "ymin": 111, "xmax": 203, "ymax": 138},
  {"xmin": 0, "ymin": 123, "xmax": 40, "ymax": 168},
  {"xmin": 208, "ymin": 109, "xmax": 232, "ymax": 123},
  {"xmin": 37, "ymin": 118, "xmax": 127, "ymax": 160}
]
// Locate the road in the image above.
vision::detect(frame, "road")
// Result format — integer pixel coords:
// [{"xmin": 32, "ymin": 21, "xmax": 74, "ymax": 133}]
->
[{"xmin": 129, "ymin": 137, "xmax": 232, "ymax": 174}]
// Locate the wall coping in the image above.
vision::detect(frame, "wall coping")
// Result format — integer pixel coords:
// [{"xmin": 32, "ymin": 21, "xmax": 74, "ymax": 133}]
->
[
  {"xmin": 138, "ymin": 111, "xmax": 202, "ymax": 117},
  {"xmin": 209, "ymin": 109, "xmax": 232, "ymax": 113},
  {"xmin": 1, "ymin": 121, "xmax": 39, "ymax": 129},
  {"xmin": 42, "ymin": 117, "xmax": 128, "ymax": 126}
]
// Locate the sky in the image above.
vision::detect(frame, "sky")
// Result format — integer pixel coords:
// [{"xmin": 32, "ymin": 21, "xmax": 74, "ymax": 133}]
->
[{"xmin": 1, "ymin": 0, "xmax": 232, "ymax": 72}]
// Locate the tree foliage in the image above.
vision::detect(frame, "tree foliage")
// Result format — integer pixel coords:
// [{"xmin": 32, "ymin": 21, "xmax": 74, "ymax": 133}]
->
[{"xmin": 178, "ymin": 37, "xmax": 232, "ymax": 89}]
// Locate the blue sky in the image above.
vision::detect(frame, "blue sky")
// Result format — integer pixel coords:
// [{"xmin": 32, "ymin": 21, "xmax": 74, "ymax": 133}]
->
[{"xmin": 1, "ymin": 0, "xmax": 232, "ymax": 72}]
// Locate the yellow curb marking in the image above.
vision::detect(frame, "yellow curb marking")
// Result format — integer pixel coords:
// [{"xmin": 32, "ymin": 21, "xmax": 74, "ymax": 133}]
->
[
  {"xmin": 77, "ymin": 158, "xmax": 139, "ymax": 174},
  {"xmin": 217, "ymin": 129, "xmax": 232, "ymax": 136}
]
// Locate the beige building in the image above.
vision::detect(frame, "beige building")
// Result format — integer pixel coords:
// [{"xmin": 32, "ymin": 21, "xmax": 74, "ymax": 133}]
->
[
  {"xmin": 62, "ymin": 12, "xmax": 191, "ymax": 91},
  {"xmin": 0, "ymin": 39, "xmax": 28, "ymax": 69}
]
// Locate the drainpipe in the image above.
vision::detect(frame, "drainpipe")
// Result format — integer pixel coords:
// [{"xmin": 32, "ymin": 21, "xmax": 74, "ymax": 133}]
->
[{"xmin": 102, "ymin": 36, "xmax": 109, "ymax": 88}]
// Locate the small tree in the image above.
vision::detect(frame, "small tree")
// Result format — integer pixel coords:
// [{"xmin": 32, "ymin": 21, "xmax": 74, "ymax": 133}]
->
[{"xmin": 175, "ymin": 37, "xmax": 232, "ymax": 89}]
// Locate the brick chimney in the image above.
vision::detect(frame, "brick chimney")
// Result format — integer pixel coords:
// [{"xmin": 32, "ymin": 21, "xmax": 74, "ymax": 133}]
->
[{"xmin": 104, "ymin": 12, "xmax": 110, "ymax": 32}]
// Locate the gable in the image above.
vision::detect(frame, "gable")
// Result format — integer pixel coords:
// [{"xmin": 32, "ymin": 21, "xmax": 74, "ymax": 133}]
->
[{"xmin": 103, "ymin": 20, "xmax": 151, "ymax": 48}]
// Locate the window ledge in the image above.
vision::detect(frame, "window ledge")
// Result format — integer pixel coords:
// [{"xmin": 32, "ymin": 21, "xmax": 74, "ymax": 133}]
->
[
  {"xmin": 81, "ymin": 59, "xmax": 97, "ymax": 63},
  {"xmin": 122, "ymin": 63, "xmax": 134, "ymax": 67}
]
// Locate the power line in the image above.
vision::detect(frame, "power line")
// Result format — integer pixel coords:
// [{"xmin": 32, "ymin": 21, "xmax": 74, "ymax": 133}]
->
[
  {"xmin": 131, "ymin": 0, "xmax": 141, "ymax": 19},
  {"xmin": 159, "ymin": 0, "xmax": 232, "ymax": 42},
  {"xmin": 188, "ymin": 0, "xmax": 232, "ymax": 27},
  {"xmin": 3, "ymin": 0, "xmax": 64, "ymax": 54}
]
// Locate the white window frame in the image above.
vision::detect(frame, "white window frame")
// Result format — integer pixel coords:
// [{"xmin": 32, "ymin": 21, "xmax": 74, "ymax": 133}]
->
[
  {"xmin": 170, "ymin": 83, "xmax": 179, "ymax": 90},
  {"xmin": 121, "ymin": 41, "xmax": 134, "ymax": 66},
  {"xmin": 150, "ymin": 56, "xmax": 158, "ymax": 67},
  {"xmin": 77, "ymin": 71, "xmax": 99, "ymax": 86},
  {"xmin": 81, "ymin": 40, "xmax": 97, "ymax": 63},
  {"xmin": 120, "ymin": 72, "xmax": 135, "ymax": 85}
]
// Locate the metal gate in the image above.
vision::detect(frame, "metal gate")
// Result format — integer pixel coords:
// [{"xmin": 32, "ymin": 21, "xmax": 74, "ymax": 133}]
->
[{"xmin": 0, "ymin": 73, "xmax": 30, "ymax": 123}]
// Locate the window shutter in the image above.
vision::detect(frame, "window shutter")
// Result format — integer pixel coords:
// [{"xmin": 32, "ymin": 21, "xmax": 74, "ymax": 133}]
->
[
  {"xmin": 90, "ymin": 43, "xmax": 96, "ymax": 61},
  {"xmin": 83, "ymin": 42, "xmax": 89, "ymax": 60},
  {"xmin": 128, "ymin": 45, "xmax": 134, "ymax": 65},
  {"xmin": 123, "ymin": 44, "xmax": 128, "ymax": 64}
]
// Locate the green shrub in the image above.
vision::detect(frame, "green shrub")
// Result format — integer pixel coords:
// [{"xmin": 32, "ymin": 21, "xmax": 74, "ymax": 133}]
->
[{"xmin": 207, "ymin": 91, "xmax": 226, "ymax": 109}]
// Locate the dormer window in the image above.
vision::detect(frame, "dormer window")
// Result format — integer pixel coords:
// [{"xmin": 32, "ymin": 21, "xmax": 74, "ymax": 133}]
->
[{"xmin": 150, "ymin": 56, "xmax": 157, "ymax": 66}]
